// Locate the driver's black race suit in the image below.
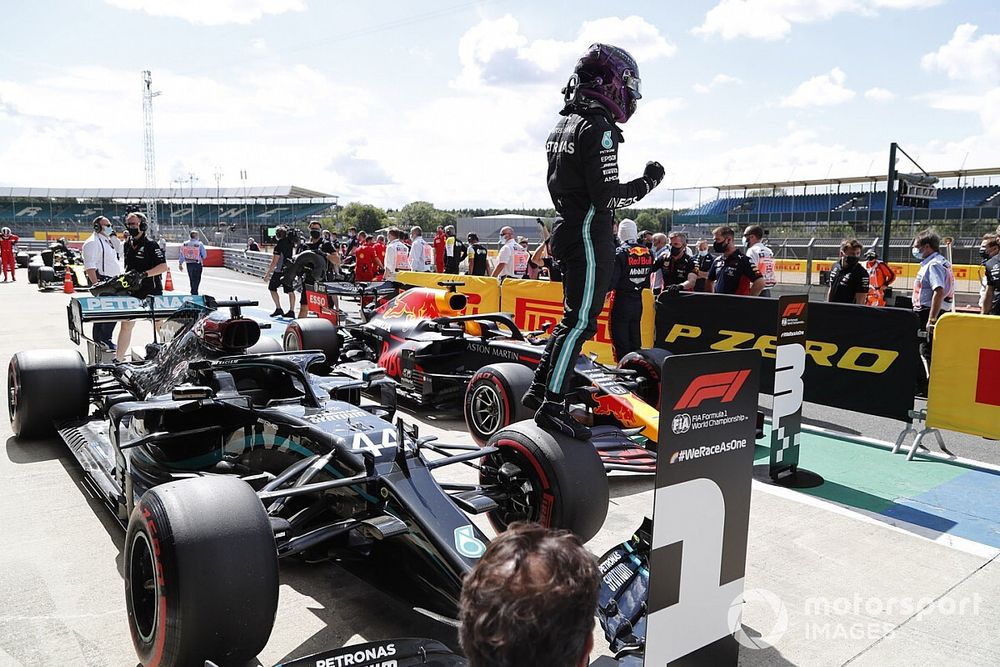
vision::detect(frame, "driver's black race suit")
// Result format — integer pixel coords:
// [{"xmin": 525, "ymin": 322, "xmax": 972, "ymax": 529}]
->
[{"xmin": 533, "ymin": 106, "xmax": 658, "ymax": 398}]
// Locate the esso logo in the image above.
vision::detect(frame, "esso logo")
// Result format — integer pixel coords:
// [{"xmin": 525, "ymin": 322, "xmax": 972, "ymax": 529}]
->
[{"xmin": 308, "ymin": 293, "xmax": 327, "ymax": 307}]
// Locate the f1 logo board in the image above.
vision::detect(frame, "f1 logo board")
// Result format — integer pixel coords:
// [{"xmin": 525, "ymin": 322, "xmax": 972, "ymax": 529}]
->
[{"xmin": 647, "ymin": 349, "xmax": 761, "ymax": 665}]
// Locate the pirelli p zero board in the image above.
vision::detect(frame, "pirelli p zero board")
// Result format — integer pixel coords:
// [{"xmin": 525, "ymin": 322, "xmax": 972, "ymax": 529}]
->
[
  {"xmin": 646, "ymin": 349, "xmax": 761, "ymax": 666},
  {"xmin": 654, "ymin": 292, "xmax": 920, "ymax": 422}
]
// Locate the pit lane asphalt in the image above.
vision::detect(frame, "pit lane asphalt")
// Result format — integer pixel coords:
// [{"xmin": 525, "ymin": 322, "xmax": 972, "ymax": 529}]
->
[{"xmin": 1, "ymin": 267, "xmax": 998, "ymax": 666}]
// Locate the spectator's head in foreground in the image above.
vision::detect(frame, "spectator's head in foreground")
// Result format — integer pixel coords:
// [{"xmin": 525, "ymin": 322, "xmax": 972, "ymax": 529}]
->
[{"xmin": 459, "ymin": 522, "xmax": 599, "ymax": 667}]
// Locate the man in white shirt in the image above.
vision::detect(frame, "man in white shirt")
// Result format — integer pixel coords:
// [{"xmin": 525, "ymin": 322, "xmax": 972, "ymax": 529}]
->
[
  {"xmin": 492, "ymin": 226, "xmax": 529, "ymax": 278},
  {"xmin": 82, "ymin": 216, "xmax": 124, "ymax": 349},
  {"xmin": 382, "ymin": 227, "xmax": 410, "ymax": 281},
  {"xmin": 409, "ymin": 226, "xmax": 431, "ymax": 272},
  {"xmin": 743, "ymin": 224, "xmax": 776, "ymax": 297}
]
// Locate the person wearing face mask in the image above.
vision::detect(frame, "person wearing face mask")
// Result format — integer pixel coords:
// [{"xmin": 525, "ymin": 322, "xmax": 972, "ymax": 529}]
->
[
  {"xmin": 608, "ymin": 219, "xmax": 654, "ymax": 360},
  {"xmin": 979, "ymin": 233, "xmax": 1000, "ymax": 316},
  {"xmin": 344, "ymin": 227, "xmax": 359, "ymax": 256},
  {"xmin": 525, "ymin": 43, "xmax": 664, "ymax": 439},
  {"xmin": 911, "ymin": 229, "xmax": 955, "ymax": 394},
  {"xmin": 653, "ymin": 231, "xmax": 698, "ymax": 296},
  {"xmin": 648, "ymin": 232, "xmax": 668, "ymax": 294},
  {"xmin": 826, "ymin": 239, "xmax": 869, "ymax": 304},
  {"xmin": 706, "ymin": 226, "xmax": 765, "ymax": 296},
  {"xmin": 492, "ymin": 226, "xmax": 528, "ymax": 279},
  {"xmin": 864, "ymin": 249, "xmax": 896, "ymax": 307},
  {"xmin": 743, "ymin": 225, "xmax": 775, "ymax": 297},
  {"xmin": 693, "ymin": 239, "xmax": 714, "ymax": 292},
  {"xmin": 382, "ymin": 228, "xmax": 410, "ymax": 281},
  {"xmin": 0, "ymin": 226, "xmax": 20, "ymax": 282},
  {"xmin": 116, "ymin": 212, "xmax": 169, "ymax": 361},
  {"xmin": 82, "ymin": 216, "xmax": 123, "ymax": 348}
]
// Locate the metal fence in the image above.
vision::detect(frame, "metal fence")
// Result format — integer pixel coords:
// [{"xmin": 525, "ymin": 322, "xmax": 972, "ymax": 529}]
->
[{"xmin": 223, "ymin": 249, "xmax": 271, "ymax": 278}]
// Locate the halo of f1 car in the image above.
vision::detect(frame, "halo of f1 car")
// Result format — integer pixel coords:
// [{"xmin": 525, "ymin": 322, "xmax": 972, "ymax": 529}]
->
[
  {"xmin": 285, "ymin": 278, "xmax": 671, "ymax": 474},
  {"xmin": 7, "ymin": 281, "xmax": 610, "ymax": 666}
]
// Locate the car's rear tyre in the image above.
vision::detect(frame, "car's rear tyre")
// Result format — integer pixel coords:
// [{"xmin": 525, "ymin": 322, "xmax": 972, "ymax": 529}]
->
[
  {"xmin": 618, "ymin": 348, "xmax": 672, "ymax": 410},
  {"xmin": 125, "ymin": 476, "xmax": 279, "ymax": 667},
  {"xmin": 464, "ymin": 363, "xmax": 536, "ymax": 445},
  {"xmin": 283, "ymin": 318, "xmax": 340, "ymax": 373},
  {"xmin": 15, "ymin": 251, "xmax": 29, "ymax": 268},
  {"xmin": 37, "ymin": 266, "xmax": 55, "ymax": 286},
  {"xmin": 8, "ymin": 350, "xmax": 89, "ymax": 438},
  {"xmin": 246, "ymin": 336, "xmax": 283, "ymax": 354},
  {"xmin": 27, "ymin": 264, "xmax": 39, "ymax": 284},
  {"xmin": 482, "ymin": 421, "xmax": 609, "ymax": 543}
]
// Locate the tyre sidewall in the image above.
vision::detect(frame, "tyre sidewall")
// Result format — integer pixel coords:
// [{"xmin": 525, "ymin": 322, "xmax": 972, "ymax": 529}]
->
[{"xmin": 464, "ymin": 363, "xmax": 535, "ymax": 445}]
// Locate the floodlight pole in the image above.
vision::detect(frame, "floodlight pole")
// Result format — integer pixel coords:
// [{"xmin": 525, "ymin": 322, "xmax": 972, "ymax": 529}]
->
[{"xmin": 881, "ymin": 142, "xmax": 897, "ymax": 260}]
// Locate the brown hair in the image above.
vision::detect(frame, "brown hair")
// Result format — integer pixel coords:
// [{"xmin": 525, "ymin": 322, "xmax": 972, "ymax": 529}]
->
[
  {"xmin": 840, "ymin": 238, "xmax": 862, "ymax": 253},
  {"xmin": 914, "ymin": 229, "xmax": 940, "ymax": 252},
  {"xmin": 459, "ymin": 522, "xmax": 599, "ymax": 667}
]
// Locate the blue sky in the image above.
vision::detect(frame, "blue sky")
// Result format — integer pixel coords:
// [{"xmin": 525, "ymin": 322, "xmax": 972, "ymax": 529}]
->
[{"xmin": 1, "ymin": 0, "xmax": 998, "ymax": 209}]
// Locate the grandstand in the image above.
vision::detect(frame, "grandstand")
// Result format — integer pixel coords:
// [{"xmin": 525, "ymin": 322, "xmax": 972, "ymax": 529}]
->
[
  {"xmin": 675, "ymin": 168, "xmax": 1000, "ymax": 235},
  {"xmin": 0, "ymin": 185, "xmax": 337, "ymax": 242}
]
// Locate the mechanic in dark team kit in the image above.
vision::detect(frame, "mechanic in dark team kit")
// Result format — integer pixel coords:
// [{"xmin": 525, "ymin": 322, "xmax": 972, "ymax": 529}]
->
[
  {"xmin": 706, "ymin": 225, "xmax": 765, "ymax": 296},
  {"xmin": 655, "ymin": 231, "xmax": 698, "ymax": 294},
  {"xmin": 466, "ymin": 233, "xmax": 489, "ymax": 276},
  {"xmin": 263, "ymin": 226, "xmax": 297, "ymax": 318},
  {"xmin": 524, "ymin": 43, "xmax": 664, "ymax": 439},
  {"xmin": 826, "ymin": 238, "xmax": 869, "ymax": 304},
  {"xmin": 981, "ymin": 233, "xmax": 1000, "ymax": 315},
  {"xmin": 116, "ymin": 212, "xmax": 168, "ymax": 361},
  {"xmin": 609, "ymin": 219, "xmax": 654, "ymax": 361}
]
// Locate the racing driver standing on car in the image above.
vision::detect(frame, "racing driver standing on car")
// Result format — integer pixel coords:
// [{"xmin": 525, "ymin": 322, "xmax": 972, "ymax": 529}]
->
[
  {"xmin": 115, "ymin": 212, "xmax": 168, "ymax": 361},
  {"xmin": 523, "ymin": 43, "xmax": 664, "ymax": 440}
]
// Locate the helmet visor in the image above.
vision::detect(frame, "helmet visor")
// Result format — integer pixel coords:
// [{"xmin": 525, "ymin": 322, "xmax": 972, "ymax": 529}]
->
[{"xmin": 624, "ymin": 71, "xmax": 642, "ymax": 100}]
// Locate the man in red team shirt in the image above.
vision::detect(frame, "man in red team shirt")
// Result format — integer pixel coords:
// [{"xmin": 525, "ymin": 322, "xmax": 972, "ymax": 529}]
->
[
  {"xmin": 373, "ymin": 234, "xmax": 387, "ymax": 278},
  {"xmin": 0, "ymin": 227, "xmax": 20, "ymax": 282},
  {"xmin": 352, "ymin": 231, "xmax": 383, "ymax": 283},
  {"xmin": 433, "ymin": 226, "xmax": 446, "ymax": 273}
]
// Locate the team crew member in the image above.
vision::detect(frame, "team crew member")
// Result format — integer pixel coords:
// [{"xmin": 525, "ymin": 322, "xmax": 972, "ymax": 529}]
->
[
  {"xmin": 826, "ymin": 238, "xmax": 869, "ymax": 304},
  {"xmin": 246, "ymin": 237, "xmax": 260, "ymax": 252},
  {"xmin": 524, "ymin": 43, "xmax": 663, "ymax": 439},
  {"xmin": 297, "ymin": 222, "xmax": 341, "ymax": 318},
  {"xmin": 408, "ymin": 226, "xmax": 431, "ymax": 272},
  {"xmin": 178, "ymin": 230, "xmax": 207, "ymax": 295},
  {"xmin": 459, "ymin": 523, "xmax": 600, "ymax": 667},
  {"xmin": 743, "ymin": 225, "xmax": 776, "ymax": 297},
  {"xmin": 383, "ymin": 228, "xmax": 410, "ymax": 281},
  {"xmin": 0, "ymin": 227, "xmax": 19, "ymax": 281},
  {"xmin": 444, "ymin": 225, "xmax": 465, "ymax": 274},
  {"xmin": 912, "ymin": 229, "xmax": 955, "ymax": 392},
  {"xmin": 648, "ymin": 232, "xmax": 668, "ymax": 294},
  {"xmin": 263, "ymin": 226, "xmax": 296, "ymax": 318},
  {"xmin": 654, "ymin": 231, "xmax": 698, "ymax": 294},
  {"xmin": 466, "ymin": 233, "xmax": 489, "ymax": 276},
  {"xmin": 609, "ymin": 220, "xmax": 654, "ymax": 361},
  {"xmin": 82, "ymin": 216, "xmax": 123, "ymax": 348},
  {"xmin": 116, "ymin": 213, "xmax": 168, "ymax": 361},
  {"xmin": 693, "ymin": 239, "xmax": 714, "ymax": 292},
  {"xmin": 865, "ymin": 250, "xmax": 896, "ymax": 307},
  {"xmin": 979, "ymin": 233, "xmax": 1000, "ymax": 315},
  {"xmin": 492, "ymin": 226, "xmax": 529, "ymax": 278},
  {"xmin": 343, "ymin": 227, "xmax": 359, "ymax": 256},
  {"xmin": 706, "ymin": 226, "xmax": 765, "ymax": 296},
  {"xmin": 433, "ymin": 226, "xmax": 447, "ymax": 273},
  {"xmin": 373, "ymin": 234, "xmax": 387, "ymax": 275},
  {"xmin": 352, "ymin": 231, "xmax": 382, "ymax": 283}
]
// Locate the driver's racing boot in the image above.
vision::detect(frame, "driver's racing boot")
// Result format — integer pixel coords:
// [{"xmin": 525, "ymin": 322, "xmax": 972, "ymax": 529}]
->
[
  {"xmin": 522, "ymin": 382, "xmax": 546, "ymax": 410},
  {"xmin": 534, "ymin": 399, "xmax": 592, "ymax": 441}
]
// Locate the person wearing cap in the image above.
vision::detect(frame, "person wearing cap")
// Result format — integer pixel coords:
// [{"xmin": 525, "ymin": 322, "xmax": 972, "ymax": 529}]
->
[
  {"xmin": 608, "ymin": 219, "xmax": 654, "ymax": 361},
  {"xmin": 864, "ymin": 249, "xmax": 896, "ymax": 307},
  {"xmin": 743, "ymin": 225, "xmax": 775, "ymax": 297},
  {"xmin": 443, "ymin": 225, "xmax": 465, "ymax": 274},
  {"xmin": 466, "ymin": 233, "xmax": 489, "ymax": 276}
]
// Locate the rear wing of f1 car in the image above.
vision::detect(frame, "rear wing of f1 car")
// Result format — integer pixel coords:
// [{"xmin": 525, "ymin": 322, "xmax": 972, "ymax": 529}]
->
[{"xmin": 67, "ymin": 294, "xmax": 207, "ymax": 345}]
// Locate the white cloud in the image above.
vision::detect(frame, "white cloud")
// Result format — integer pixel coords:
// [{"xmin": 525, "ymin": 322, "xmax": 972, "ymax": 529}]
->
[
  {"xmin": 693, "ymin": 73, "xmax": 741, "ymax": 93},
  {"xmin": 692, "ymin": 129, "xmax": 727, "ymax": 142},
  {"xmin": 454, "ymin": 15, "xmax": 676, "ymax": 90},
  {"xmin": 780, "ymin": 67, "xmax": 856, "ymax": 107},
  {"xmin": 864, "ymin": 87, "xmax": 895, "ymax": 102},
  {"xmin": 104, "ymin": 0, "xmax": 305, "ymax": 26},
  {"xmin": 921, "ymin": 23, "xmax": 1000, "ymax": 82},
  {"xmin": 694, "ymin": 0, "xmax": 944, "ymax": 41}
]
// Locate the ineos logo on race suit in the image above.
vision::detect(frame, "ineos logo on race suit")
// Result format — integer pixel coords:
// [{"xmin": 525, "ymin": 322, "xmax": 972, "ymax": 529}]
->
[{"xmin": 545, "ymin": 139, "xmax": 575, "ymax": 154}]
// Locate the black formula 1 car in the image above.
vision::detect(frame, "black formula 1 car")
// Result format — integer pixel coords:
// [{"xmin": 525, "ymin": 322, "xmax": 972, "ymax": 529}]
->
[
  {"xmin": 286, "ymin": 280, "xmax": 669, "ymax": 474},
  {"xmin": 7, "ymin": 293, "xmax": 609, "ymax": 666},
  {"xmin": 26, "ymin": 242, "xmax": 90, "ymax": 290}
]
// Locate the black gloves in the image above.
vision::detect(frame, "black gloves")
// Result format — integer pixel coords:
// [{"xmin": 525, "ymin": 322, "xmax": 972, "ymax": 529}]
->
[
  {"xmin": 119, "ymin": 270, "xmax": 146, "ymax": 289},
  {"xmin": 664, "ymin": 283, "xmax": 684, "ymax": 295},
  {"xmin": 643, "ymin": 161, "xmax": 665, "ymax": 189}
]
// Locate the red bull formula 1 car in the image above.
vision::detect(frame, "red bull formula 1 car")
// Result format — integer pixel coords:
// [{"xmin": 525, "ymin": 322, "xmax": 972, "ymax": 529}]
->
[
  {"xmin": 8, "ymin": 291, "xmax": 609, "ymax": 666},
  {"xmin": 285, "ymin": 280, "xmax": 670, "ymax": 474}
]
